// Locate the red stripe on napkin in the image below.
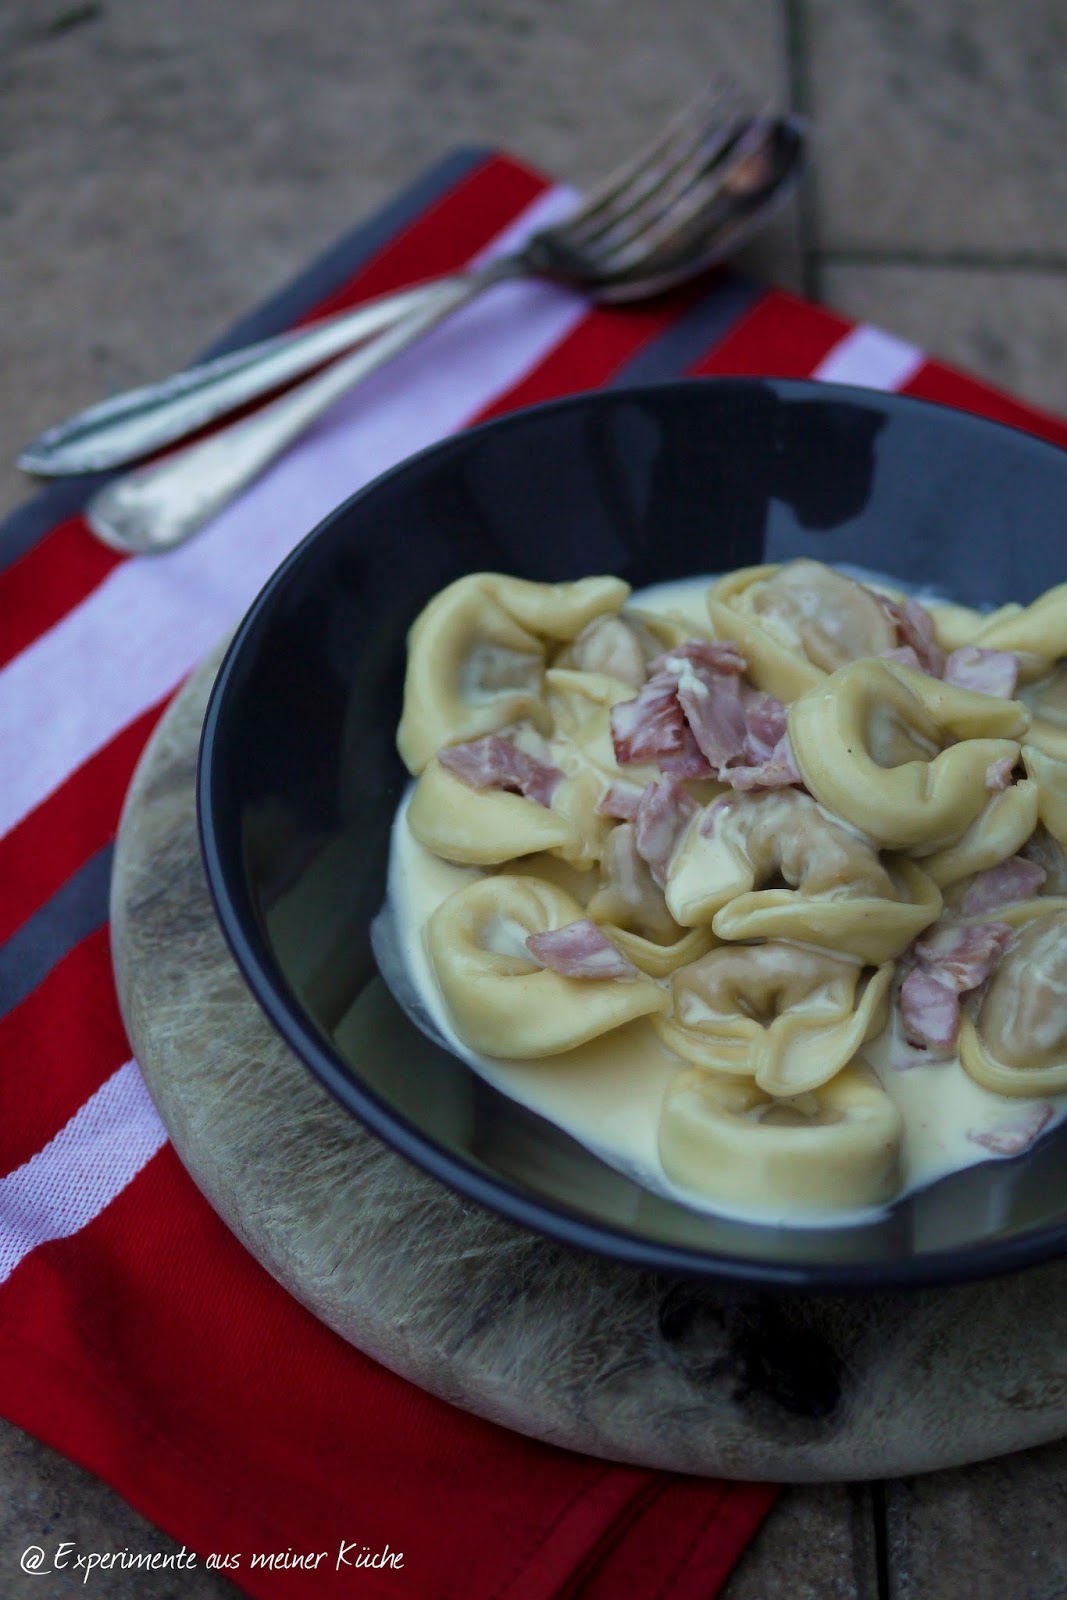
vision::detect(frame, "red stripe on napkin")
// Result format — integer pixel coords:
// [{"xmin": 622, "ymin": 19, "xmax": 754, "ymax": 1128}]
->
[
  {"xmin": 691, "ymin": 287, "xmax": 850, "ymax": 376},
  {"xmin": 0, "ymin": 930, "xmax": 128, "ymax": 1169},
  {"xmin": 0, "ymin": 516, "xmax": 123, "ymax": 672},
  {"xmin": 473, "ymin": 286, "xmax": 704, "ymax": 421},
  {"xmin": 0, "ymin": 699, "xmax": 170, "ymax": 945},
  {"xmin": 293, "ymin": 153, "xmax": 548, "ymax": 325},
  {"xmin": 575, "ymin": 1476, "xmax": 774, "ymax": 1600}
]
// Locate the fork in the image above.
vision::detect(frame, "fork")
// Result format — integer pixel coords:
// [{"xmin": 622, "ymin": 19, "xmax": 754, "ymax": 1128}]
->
[
  {"xmin": 21, "ymin": 86, "xmax": 757, "ymax": 481},
  {"xmin": 71, "ymin": 95, "xmax": 803, "ymax": 554}
]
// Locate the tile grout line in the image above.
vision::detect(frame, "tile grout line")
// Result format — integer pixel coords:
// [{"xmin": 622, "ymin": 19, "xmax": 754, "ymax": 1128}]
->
[
  {"xmin": 781, "ymin": 0, "xmax": 821, "ymax": 303},
  {"xmin": 847, "ymin": 1480, "xmax": 886, "ymax": 1600},
  {"xmin": 871, "ymin": 1479, "xmax": 893, "ymax": 1600}
]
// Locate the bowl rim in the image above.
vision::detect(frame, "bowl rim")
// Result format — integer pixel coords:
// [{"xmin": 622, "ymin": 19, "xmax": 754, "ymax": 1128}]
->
[{"xmin": 197, "ymin": 374, "xmax": 1067, "ymax": 1293}]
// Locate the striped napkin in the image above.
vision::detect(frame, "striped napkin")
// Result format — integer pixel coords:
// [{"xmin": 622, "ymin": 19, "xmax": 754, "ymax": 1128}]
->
[{"xmin": 1, "ymin": 148, "xmax": 1064, "ymax": 1600}]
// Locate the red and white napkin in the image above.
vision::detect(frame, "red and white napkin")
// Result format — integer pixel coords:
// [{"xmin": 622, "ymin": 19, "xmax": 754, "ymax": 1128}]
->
[{"xmin": 1, "ymin": 148, "xmax": 1064, "ymax": 1599}]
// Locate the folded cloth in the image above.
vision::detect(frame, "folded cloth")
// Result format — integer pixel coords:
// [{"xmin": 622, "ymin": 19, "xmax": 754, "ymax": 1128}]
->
[{"xmin": 0, "ymin": 147, "xmax": 1063, "ymax": 1600}]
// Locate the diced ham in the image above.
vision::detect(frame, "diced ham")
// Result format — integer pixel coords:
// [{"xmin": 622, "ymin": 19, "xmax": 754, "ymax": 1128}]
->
[
  {"xmin": 611, "ymin": 639, "xmax": 793, "ymax": 788},
  {"xmin": 947, "ymin": 644, "xmax": 1020, "ymax": 699},
  {"xmin": 899, "ymin": 919, "xmax": 1014, "ymax": 1051},
  {"xmin": 609, "ymin": 659, "xmax": 718, "ymax": 777},
  {"xmin": 959, "ymin": 856, "xmax": 1046, "ymax": 916},
  {"xmin": 675, "ymin": 663, "xmax": 749, "ymax": 768},
  {"xmin": 657, "ymin": 736, "xmax": 714, "ymax": 779},
  {"xmin": 899, "ymin": 966, "xmax": 961, "ymax": 1051},
  {"xmin": 439, "ymin": 735, "xmax": 563, "ymax": 806},
  {"xmin": 883, "ymin": 1030, "xmax": 945, "ymax": 1072},
  {"xmin": 738, "ymin": 686, "xmax": 789, "ymax": 762},
  {"xmin": 719, "ymin": 732, "xmax": 803, "ymax": 792},
  {"xmin": 610, "ymin": 633, "xmax": 807, "ymax": 796},
  {"xmin": 525, "ymin": 919, "xmax": 638, "ymax": 980},
  {"xmin": 880, "ymin": 645, "xmax": 923, "ymax": 671},
  {"xmin": 595, "ymin": 782, "xmax": 644, "ymax": 821},
  {"xmin": 633, "ymin": 775, "xmax": 699, "ymax": 887},
  {"xmin": 877, "ymin": 594, "xmax": 946, "ymax": 677},
  {"xmin": 984, "ymin": 755, "xmax": 1016, "ymax": 791},
  {"xmin": 698, "ymin": 794, "xmax": 734, "ymax": 838},
  {"xmin": 901, "ymin": 598, "xmax": 946, "ymax": 676},
  {"xmin": 944, "ymin": 645, "xmax": 1019, "ymax": 700},
  {"xmin": 649, "ymin": 639, "xmax": 747, "ymax": 676},
  {"xmin": 967, "ymin": 1103, "xmax": 1054, "ymax": 1157},
  {"xmin": 913, "ymin": 920, "xmax": 1013, "ymax": 991},
  {"xmin": 610, "ymin": 671, "xmax": 692, "ymax": 766}
]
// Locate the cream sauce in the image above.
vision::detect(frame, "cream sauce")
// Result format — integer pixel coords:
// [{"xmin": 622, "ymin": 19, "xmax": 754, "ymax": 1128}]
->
[{"xmin": 385, "ymin": 573, "xmax": 1067, "ymax": 1226}]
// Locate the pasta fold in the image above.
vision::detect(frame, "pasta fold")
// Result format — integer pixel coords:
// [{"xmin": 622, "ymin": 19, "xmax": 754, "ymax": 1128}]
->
[
  {"xmin": 658, "ymin": 1063, "xmax": 903, "ymax": 1212},
  {"xmin": 650, "ymin": 942, "xmax": 893, "ymax": 1095},
  {"xmin": 967, "ymin": 582, "xmax": 1067, "ymax": 669},
  {"xmin": 705, "ymin": 560, "xmax": 898, "ymax": 701},
  {"xmin": 408, "ymin": 758, "xmax": 575, "ymax": 864},
  {"xmin": 664, "ymin": 788, "xmax": 940, "ymax": 960},
  {"xmin": 917, "ymin": 779, "xmax": 1038, "ymax": 887},
  {"xmin": 398, "ymin": 573, "xmax": 629, "ymax": 773},
  {"xmin": 551, "ymin": 607, "xmax": 695, "ymax": 686},
  {"xmin": 788, "ymin": 659, "xmax": 1027, "ymax": 848},
  {"xmin": 960, "ymin": 907, "xmax": 1067, "ymax": 1096},
  {"xmin": 427, "ymin": 875, "xmax": 666, "ymax": 1057},
  {"xmin": 1023, "ymin": 745, "xmax": 1067, "ymax": 849},
  {"xmin": 1020, "ymin": 668, "xmax": 1067, "ymax": 762}
]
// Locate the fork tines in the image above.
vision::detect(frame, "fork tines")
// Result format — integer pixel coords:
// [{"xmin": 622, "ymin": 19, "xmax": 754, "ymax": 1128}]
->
[{"xmin": 563, "ymin": 84, "xmax": 747, "ymax": 245}]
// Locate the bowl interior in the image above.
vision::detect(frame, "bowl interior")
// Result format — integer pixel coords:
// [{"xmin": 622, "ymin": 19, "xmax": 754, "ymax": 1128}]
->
[{"xmin": 199, "ymin": 377, "xmax": 1067, "ymax": 1289}]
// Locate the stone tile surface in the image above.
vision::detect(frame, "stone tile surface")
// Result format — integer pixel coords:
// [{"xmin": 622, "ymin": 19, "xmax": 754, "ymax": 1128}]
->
[
  {"xmin": 804, "ymin": 0, "xmax": 1067, "ymax": 255},
  {"xmin": 820, "ymin": 261, "xmax": 1067, "ymax": 416},
  {"xmin": 885, "ymin": 1436, "xmax": 1067, "ymax": 1600},
  {"xmin": 722, "ymin": 1485, "xmax": 877, "ymax": 1600},
  {"xmin": 0, "ymin": 0, "xmax": 792, "ymax": 520},
  {"xmin": 0, "ymin": 1421, "xmax": 236, "ymax": 1599}
]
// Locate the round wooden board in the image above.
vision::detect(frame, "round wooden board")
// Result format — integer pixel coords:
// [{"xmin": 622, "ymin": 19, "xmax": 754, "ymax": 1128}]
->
[{"xmin": 111, "ymin": 645, "xmax": 1067, "ymax": 1483}]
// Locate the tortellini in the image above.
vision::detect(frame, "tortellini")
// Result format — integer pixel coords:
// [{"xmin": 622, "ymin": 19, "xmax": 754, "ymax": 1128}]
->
[
  {"xmin": 960, "ymin": 582, "xmax": 1067, "ymax": 673},
  {"xmin": 542, "ymin": 669, "xmax": 661, "ymax": 796},
  {"xmin": 788, "ymin": 659, "xmax": 1028, "ymax": 849},
  {"xmin": 929, "ymin": 584, "xmax": 1067, "ymax": 758},
  {"xmin": 552, "ymin": 607, "xmax": 692, "ymax": 688},
  {"xmin": 651, "ymin": 942, "xmax": 893, "ymax": 1096},
  {"xmin": 397, "ymin": 573, "xmax": 629, "ymax": 773},
  {"xmin": 664, "ymin": 788, "xmax": 940, "ymax": 962},
  {"xmin": 960, "ymin": 908, "xmax": 1067, "ymax": 1096},
  {"xmin": 427, "ymin": 876, "xmax": 666, "ymax": 1057},
  {"xmin": 586, "ymin": 824, "xmax": 715, "ymax": 977},
  {"xmin": 658, "ymin": 1064, "xmax": 903, "ymax": 1213},
  {"xmin": 394, "ymin": 559, "xmax": 1067, "ymax": 1226},
  {"xmin": 1023, "ymin": 745, "xmax": 1067, "ymax": 850},
  {"xmin": 705, "ymin": 560, "xmax": 897, "ymax": 701},
  {"xmin": 918, "ymin": 779, "xmax": 1039, "ymax": 888},
  {"xmin": 408, "ymin": 758, "xmax": 575, "ymax": 864},
  {"xmin": 1021, "ymin": 668, "xmax": 1067, "ymax": 762}
]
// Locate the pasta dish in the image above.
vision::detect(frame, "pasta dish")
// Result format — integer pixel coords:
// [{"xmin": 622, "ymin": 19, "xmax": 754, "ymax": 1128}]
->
[{"xmin": 386, "ymin": 560, "xmax": 1067, "ymax": 1224}]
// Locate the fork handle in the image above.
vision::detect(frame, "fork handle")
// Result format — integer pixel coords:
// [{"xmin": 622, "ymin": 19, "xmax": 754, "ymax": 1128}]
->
[
  {"xmin": 20, "ymin": 275, "xmax": 490, "ymax": 478},
  {"xmin": 85, "ymin": 274, "xmax": 495, "ymax": 554}
]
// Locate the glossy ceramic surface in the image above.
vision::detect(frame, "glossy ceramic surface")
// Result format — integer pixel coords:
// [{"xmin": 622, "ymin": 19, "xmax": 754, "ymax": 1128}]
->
[{"xmin": 198, "ymin": 378, "xmax": 1067, "ymax": 1289}]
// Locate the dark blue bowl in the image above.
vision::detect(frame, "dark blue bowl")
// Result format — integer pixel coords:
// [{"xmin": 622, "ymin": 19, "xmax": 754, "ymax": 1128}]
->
[{"xmin": 198, "ymin": 377, "xmax": 1067, "ymax": 1291}]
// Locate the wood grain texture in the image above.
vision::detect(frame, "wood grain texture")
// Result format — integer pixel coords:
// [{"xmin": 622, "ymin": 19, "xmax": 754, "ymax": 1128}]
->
[{"xmin": 111, "ymin": 644, "xmax": 1067, "ymax": 1485}]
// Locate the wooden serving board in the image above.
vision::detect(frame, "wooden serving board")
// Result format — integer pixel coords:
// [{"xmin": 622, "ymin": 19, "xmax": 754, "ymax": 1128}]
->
[{"xmin": 111, "ymin": 645, "xmax": 1067, "ymax": 1483}]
